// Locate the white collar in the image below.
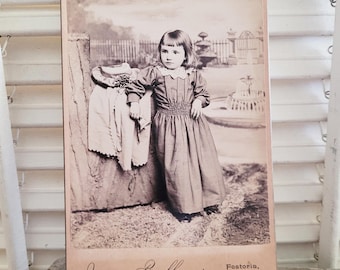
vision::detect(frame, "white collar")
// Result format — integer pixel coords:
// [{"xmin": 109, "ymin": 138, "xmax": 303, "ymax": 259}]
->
[{"xmin": 157, "ymin": 66, "xmax": 193, "ymax": 79}]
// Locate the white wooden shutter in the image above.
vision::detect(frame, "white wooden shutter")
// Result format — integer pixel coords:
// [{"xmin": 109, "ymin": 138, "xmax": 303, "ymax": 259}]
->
[
  {"xmin": 0, "ymin": 0, "xmax": 336, "ymax": 269},
  {"xmin": 270, "ymin": 0, "xmax": 335, "ymax": 268},
  {"xmin": 0, "ymin": 1, "xmax": 64, "ymax": 269}
]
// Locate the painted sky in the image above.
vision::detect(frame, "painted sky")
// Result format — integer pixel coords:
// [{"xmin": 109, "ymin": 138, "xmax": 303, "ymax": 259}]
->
[{"xmin": 83, "ymin": 0, "xmax": 264, "ymax": 40}]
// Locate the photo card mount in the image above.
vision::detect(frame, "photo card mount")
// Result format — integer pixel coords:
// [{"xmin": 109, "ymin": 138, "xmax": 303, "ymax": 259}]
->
[{"xmin": 61, "ymin": 0, "xmax": 277, "ymax": 269}]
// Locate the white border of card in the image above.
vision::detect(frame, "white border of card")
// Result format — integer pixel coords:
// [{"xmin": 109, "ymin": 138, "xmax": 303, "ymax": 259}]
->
[{"xmin": 62, "ymin": 0, "xmax": 277, "ymax": 269}]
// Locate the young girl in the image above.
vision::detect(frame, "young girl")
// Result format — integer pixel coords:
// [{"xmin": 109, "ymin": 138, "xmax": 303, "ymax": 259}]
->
[{"xmin": 126, "ymin": 29, "xmax": 226, "ymax": 222}]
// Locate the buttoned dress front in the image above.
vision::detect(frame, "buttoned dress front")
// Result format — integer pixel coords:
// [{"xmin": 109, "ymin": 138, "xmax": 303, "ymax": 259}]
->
[{"xmin": 127, "ymin": 66, "xmax": 226, "ymax": 214}]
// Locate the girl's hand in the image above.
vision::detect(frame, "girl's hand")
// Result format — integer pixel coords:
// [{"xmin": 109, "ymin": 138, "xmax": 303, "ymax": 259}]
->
[
  {"xmin": 129, "ymin": 102, "xmax": 140, "ymax": 120},
  {"xmin": 191, "ymin": 99, "xmax": 203, "ymax": 120}
]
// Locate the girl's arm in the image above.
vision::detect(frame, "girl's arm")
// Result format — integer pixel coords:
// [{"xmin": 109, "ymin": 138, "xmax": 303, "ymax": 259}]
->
[
  {"xmin": 125, "ymin": 66, "xmax": 157, "ymax": 103},
  {"xmin": 193, "ymin": 70, "xmax": 210, "ymax": 108},
  {"xmin": 191, "ymin": 99, "xmax": 203, "ymax": 120},
  {"xmin": 126, "ymin": 66, "xmax": 157, "ymax": 119},
  {"xmin": 129, "ymin": 102, "xmax": 140, "ymax": 120},
  {"xmin": 191, "ymin": 70, "xmax": 210, "ymax": 119}
]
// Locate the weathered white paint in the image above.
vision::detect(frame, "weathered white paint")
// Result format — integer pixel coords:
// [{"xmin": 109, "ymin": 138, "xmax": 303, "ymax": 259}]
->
[
  {"xmin": 318, "ymin": 2, "xmax": 340, "ymax": 269},
  {"xmin": 0, "ymin": 48, "xmax": 29, "ymax": 269},
  {"xmin": 0, "ymin": 7, "xmax": 60, "ymax": 36},
  {"xmin": 1, "ymin": 0, "xmax": 59, "ymax": 4}
]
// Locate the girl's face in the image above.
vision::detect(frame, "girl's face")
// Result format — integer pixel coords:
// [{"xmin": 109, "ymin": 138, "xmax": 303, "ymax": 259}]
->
[{"xmin": 160, "ymin": 44, "xmax": 186, "ymax": 70}]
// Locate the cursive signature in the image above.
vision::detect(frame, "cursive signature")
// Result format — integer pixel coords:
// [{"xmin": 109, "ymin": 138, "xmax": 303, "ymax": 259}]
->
[
  {"xmin": 85, "ymin": 259, "xmax": 184, "ymax": 270},
  {"xmin": 87, "ymin": 262, "xmax": 95, "ymax": 270},
  {"xmin": 136, "ymin": 259, "xmax": 184, "ymax": 270}
]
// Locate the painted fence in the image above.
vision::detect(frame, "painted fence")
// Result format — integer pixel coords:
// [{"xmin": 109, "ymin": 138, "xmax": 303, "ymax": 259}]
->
[{"xmin": 90, "ymin": 36, "xmax": 263, "ymax": 67}]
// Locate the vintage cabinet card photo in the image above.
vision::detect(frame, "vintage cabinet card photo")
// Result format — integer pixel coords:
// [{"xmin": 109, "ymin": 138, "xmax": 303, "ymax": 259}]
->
[{"xmin": 61, "ymin": 0, "xmax": 277, "ymax": 269}]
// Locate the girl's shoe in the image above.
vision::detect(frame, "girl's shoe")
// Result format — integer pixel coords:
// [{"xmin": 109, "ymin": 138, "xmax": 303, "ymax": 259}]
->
[
  {"xmin": 176, "ymin": 213, "xmax": 192, "ymax": 223},
  {"xmin": 204, "ymin": 205, "xmax": 221, "ymax": 215}
]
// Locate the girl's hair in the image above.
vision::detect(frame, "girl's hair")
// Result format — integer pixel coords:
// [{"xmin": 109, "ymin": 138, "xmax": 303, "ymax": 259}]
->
[{"xmin": 158, "ymin": 30, "xmax": 198, "ymax": 68}]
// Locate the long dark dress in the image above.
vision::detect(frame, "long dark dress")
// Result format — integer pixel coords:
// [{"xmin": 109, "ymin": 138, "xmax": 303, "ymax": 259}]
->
[{"xmin": 127, "ymin": 66, "xmax": 226, "ymax": 214}]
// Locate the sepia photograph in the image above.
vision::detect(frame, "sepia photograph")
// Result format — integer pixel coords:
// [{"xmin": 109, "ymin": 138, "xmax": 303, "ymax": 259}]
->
[{"xmin": 62, "ymin": 0, "xmax": 277, "ymax": 269}]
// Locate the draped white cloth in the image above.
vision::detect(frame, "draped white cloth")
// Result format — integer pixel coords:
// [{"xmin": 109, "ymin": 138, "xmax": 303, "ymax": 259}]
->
[{"xmin": 88, "ymin": 64, "xmax": 152, "ymax": 171}]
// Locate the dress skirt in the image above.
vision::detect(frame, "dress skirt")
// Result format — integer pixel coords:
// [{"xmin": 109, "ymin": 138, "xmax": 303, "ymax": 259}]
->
[{"xmin": 153, "ymin": 106, "xmax": 226, "ymax": 214}]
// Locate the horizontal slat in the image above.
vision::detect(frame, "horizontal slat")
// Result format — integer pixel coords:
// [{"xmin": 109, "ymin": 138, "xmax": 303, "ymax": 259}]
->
[
  {"xmin": 268, "ymin": 15, "xmax": 334, "ymax": 36},
  {"xmin": 13, "ymin": 128, "xmax": 63, "ymax": 148},
  {"xmin": 24, "ymin": 212, "xmax": 65, "ymax": 230},
  {"xmin": 271, "ymin": 79, "xmax": 328, "ymax": 105},
  {"xmin": 275, "ymin": 203, "xmax": 322, "ymax": 225},
  {"xmin": 277, "ymin": 262, "xmax": 318, "ymax": 269},
  {"xmin": 0, "ymin": 231, "xmax": 65, "ymax": 250},
  {"xmin": 275, "ymin": 224, "xmax": 320, "ymax": 243},
  {"xmin": 3, "ymin": 36, "xmax": 61, "ymax": 64},
  {"xmin": 270, "ymin": 60, "xmax": 331, "ymax": 80},
  {"xmin": 274, "ymin": 184, "xmax": 323, "ymax": 204},
  {"xmin": 269, "ymin": 36, "xmax": 333, "ymax": 60},
  {"xmin": 20, "ymin": 189, "xmax": 64, "ymax": 212},
  {"xmin": 272, "ymin": 122, "xmax": 325, "ymax": 147},
  {"xmin": 15, "ymin": 149, "xmax": 63, "ymax": 170},
  {"xmin": 0, "ymin": 212, "xmax": 65, "ymax": 231},
  {"xmin": 268, "ymin": 0, "xmax": 335, "ymax": 16},
  {"xmin": 276, "ymin": 243, "xmax": 318, "ymax": 266},
  {"xmin": 7, "ymin": 85, "xmax": 62, "ymax": 103},
  {"xmin": 271, "ymin": 104, "xmax": 328, "ymax": 122},
  {"xmin": 4, "ymin": 64, "xmax": 61, "ymax": 85},
  {"xmin": 273, "ymin": 163, "xmax": 323, "ymax": 185},
  {"xmin": 0, "ymin": 7, "xmax": 60, "ymax": 36},
  {"xmin": 1, "ymin": 0, "xmax": 59, "ymax": 5},
  {"xmin": 18, "ymin": 170, "xmax": 64, "ymax": 189},
  {"xmin": 272, "ymin": 146, "xmax": 325, "ymax": 163},
  {"xmin": 10, "ymin": 106, "xmax": 62, "ymax": 127}
]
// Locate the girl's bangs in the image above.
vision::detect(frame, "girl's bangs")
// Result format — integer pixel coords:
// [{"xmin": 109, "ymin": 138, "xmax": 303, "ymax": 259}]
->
[{"xmin": 162, "ymin": 35, "xmax": 182, "ymax": 47}]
